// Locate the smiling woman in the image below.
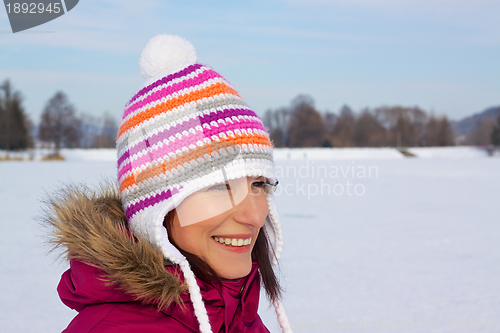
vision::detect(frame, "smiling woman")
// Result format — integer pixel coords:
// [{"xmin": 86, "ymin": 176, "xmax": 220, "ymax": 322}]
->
[{"xmin": 43, "ymin": 34, "xmax": 292, "ymax": 333}]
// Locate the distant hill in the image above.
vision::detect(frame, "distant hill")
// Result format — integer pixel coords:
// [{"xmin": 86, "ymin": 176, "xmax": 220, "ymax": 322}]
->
[{"xmin": 452, "ymin": 106, "xmax": 500, "ymax": 136}]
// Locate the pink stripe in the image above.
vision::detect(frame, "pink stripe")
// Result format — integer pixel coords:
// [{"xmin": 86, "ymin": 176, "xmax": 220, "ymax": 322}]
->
[
  {"xmin": 125, "ymin": 187, "xmax": 180, "ymax": 220},
  {"xmin": 123, "ymin": 69, "xmax": 223, "ymax": 119},
  {"xmin": 125, "ymin": 64, "xmax": 202, "ymax": 108}
]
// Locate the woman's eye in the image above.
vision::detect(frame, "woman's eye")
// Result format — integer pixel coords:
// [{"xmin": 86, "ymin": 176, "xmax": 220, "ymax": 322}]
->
[
  {"xmin": 251, "ymin": 181, "xmax": 266, "ymax": 188},
  {"xmin": 254, "ymin": 179, "xmax": 279, "ymax": 194},
  {"xmin": 208, "ymin": 183, "xmax": 230, "ymax": 191}
]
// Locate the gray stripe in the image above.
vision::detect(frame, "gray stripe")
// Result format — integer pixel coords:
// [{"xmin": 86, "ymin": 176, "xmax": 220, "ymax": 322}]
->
[
  {"xmin": 195, "ymin": 95, "xmax": 247, "ymax": 113},
  {"xmin": 123, "ymin": 148, "xmax": 273, "ymax": 204}
]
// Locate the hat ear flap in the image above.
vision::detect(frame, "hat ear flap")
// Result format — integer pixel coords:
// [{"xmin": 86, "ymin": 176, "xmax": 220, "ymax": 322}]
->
[{"xmin": 265, "ymin": 194, "xmax": 282, "ymax": 265}]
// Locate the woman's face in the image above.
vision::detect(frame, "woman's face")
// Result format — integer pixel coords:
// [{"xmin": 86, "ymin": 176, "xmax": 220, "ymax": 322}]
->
[{"xmin": 170, "ymin": 176, "xmax": 269, "ymax": 279}]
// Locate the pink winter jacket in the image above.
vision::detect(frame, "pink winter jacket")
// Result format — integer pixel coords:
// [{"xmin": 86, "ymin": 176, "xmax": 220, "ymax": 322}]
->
[
  {"xmin": 58, "ymin": 260, "xmax": 269, "ymax": 333},
  {"xmin": 45, "ymin": 186, "xmax": 271, "ymax": 333}
]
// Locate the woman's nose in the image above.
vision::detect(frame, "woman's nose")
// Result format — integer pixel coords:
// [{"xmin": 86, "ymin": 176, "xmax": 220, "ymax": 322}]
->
[{"xmin": 232, "ymin": 184, "xmax": 268, "ymax": 228}]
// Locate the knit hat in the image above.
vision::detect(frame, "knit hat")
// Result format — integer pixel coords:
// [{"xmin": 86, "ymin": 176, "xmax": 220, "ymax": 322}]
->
[{"xmin": 116, "ymin": 34, "xmax": 292, "ymax": 333}]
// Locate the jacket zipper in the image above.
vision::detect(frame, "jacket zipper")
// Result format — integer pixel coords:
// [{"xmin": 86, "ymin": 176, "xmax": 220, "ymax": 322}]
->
[{"xmin": 226, "ymin": 282, "xmax": 246, "ymax": 332}]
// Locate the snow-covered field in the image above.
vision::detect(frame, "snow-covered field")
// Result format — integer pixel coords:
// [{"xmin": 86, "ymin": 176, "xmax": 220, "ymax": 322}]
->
[{"xmin": 1, "ymin": 147, "xmax": 499, "ymax": 332}]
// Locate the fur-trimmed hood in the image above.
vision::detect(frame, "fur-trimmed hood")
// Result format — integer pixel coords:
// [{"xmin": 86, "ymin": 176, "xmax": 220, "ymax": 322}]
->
[
  {"xmin": 43, "ymin": 183, "xmax": 189, "ymax": 310},
  {"xmin": 42, "ymin": 184, "xmax": 283, "ymax": 333}
]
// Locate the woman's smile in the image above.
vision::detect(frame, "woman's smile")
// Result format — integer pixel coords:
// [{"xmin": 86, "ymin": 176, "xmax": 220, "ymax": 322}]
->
[
  {"xmin": 212, "ymin": 234, "xmax": 253, "ymax": 246},
  {"xmin": 211, "ymin": 234, "xmax": 253, "ymax": 253}
]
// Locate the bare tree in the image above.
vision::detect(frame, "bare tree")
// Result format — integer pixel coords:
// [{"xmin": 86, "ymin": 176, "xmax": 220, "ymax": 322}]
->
[
  {"xmin": 374, "ymin": 106, "xmax": 427, "ymax": 147},
  {"xmin": 287, "ymin": 95, "xmax": 325, "ymax": 147},
  {"xmin": 352, "ymin": 109, "xmax": 387, "ymax": 147},
  {"xmin": 39, "ymin": 91, "xmax": 81, "ymax": 156},
  {"xmin": 78, "ymin": 113, "xmax": 99, "ymax": 149},
  {"xmin": 435, "ymin": 116, "xmax": 455, "ymax": 146},
  {"xmin": 321, "ymin": 111, "xmax": 337, "ymax": 147},
  {"xmin": 424, "ymin": 115, "xmax": 455, "ymax": 146},
  {"xmin": 465, "ymin": 118, "xmax": 496, "ymax": 146},
  {"xmin": 329, "ymin": 105, "xmax": 355, "ymax": 147},
  {"xmin": 423, "ymin": 115, "xmax": 439, "ymax": 146},
  {"xmin": 323, "ymin": 111, "xmax": 337, "ymax": 133},
  {"xmin": 93, "ymin": 113, "xmax": 118, "ymax": 148},
  {"xmin": 263, "ymin": 107, "xmax": 290, "ymax": 148}
]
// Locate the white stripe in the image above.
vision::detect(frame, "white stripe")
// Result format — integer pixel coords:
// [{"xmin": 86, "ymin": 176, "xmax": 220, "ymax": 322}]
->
[{"xmin": 121, "ymin": 75, "xmax": 230, "ymax": 127}]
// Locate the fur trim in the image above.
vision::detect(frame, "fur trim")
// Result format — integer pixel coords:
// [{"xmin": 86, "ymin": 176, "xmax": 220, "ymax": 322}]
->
[{"xmin": 41, "ymin": 182, "xmax": 187, "ymax": 310}]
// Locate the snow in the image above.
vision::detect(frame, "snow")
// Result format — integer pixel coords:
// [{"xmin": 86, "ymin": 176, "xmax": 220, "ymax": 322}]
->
[
  {"xmin": 0, "ymin": 148, "xmax": 116, "ymax": 162},
  {"xmin": 273, "ymin": 148, "xmax": 404, "ymax": 160},
  {"xmin": 59, "ymin": 148, "xmax": 117, "ymax": 162},
  {"xmin": 406, "ymin": 146, "xmax": 492, "ymax": 159},
  {"xmin": 1, "ymin": 148, "xmax": 499, "ymax": 332}
]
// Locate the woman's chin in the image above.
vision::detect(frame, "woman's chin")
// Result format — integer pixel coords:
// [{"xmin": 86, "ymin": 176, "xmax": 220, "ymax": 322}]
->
[
  {"xmin": 214, "ymin": 260, "xmax": 252, "ymax": 280},
  {"xmin": 208, "ymin": 235, "xmax": 255, "ymax": 279}
]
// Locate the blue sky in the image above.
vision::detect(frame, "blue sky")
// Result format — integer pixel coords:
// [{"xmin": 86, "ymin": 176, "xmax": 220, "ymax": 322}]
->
[{"xmin": 1, "ymin": 0, "xmax": 499, "ymax": 124}]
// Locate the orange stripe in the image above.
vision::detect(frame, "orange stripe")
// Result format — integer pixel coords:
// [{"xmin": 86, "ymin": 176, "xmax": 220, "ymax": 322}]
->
[
  {"xmin": 119, "ymin": 133, "xmax": 272, "ymax": 193},
  {"xmin": 118, "ymin": 82, "xmax": 240, "ymax": 138}
]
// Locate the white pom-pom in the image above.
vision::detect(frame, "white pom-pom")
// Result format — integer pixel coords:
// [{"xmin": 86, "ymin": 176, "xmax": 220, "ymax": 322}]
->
[{"xmin": 139, "ymin": 34, "xmax": 197, "ymax": 80}]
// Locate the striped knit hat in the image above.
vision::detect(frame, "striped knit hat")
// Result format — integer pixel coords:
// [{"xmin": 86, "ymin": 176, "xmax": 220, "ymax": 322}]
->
[{"xmin": 116, "ymin": 34, "xmax": 292, "ymax": 333}]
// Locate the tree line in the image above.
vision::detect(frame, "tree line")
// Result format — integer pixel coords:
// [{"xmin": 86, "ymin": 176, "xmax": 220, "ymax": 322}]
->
[
  {"xmin": 2, "ymin": 81, "xmax": 499, "ymax": 154},
  {"xmin": 0, "ymin": 79, "xmax": 118, "ymax": 156},
  {"xmin": 264, "ymin": 95, "xmax": 500, "ymax": 148}
]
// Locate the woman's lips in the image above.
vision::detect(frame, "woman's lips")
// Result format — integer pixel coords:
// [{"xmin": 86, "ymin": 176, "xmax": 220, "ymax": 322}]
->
[{"xmin": 211, "ymin": 235, "xmax": 253, "ymax": 253}]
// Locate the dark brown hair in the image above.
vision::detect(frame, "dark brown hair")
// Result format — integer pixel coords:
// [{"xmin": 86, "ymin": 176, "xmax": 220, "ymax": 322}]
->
[{"xmin": 163, "ymin": 210, "xmax": 282, "ymax": 302}]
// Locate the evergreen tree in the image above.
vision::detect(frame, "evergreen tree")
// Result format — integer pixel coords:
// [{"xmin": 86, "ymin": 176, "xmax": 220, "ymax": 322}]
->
[
  {"xmin": 0, "ymin": 80, "xmax": 32, "ymax": 151},
  {"xmin": 491, "ymin": 114, "xmax": 500, "ymax": 147}
]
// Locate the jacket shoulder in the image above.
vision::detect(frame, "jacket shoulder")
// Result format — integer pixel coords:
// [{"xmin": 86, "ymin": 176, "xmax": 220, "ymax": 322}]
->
[{"xmin": 63, "ymin": 303, "xmax": 195, "ymax": 333}]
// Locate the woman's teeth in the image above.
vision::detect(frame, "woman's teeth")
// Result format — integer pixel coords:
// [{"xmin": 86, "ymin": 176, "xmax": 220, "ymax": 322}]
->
[{"xmin": 213, "ymin": 236, "xmax": 252, "ymax": 247}]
